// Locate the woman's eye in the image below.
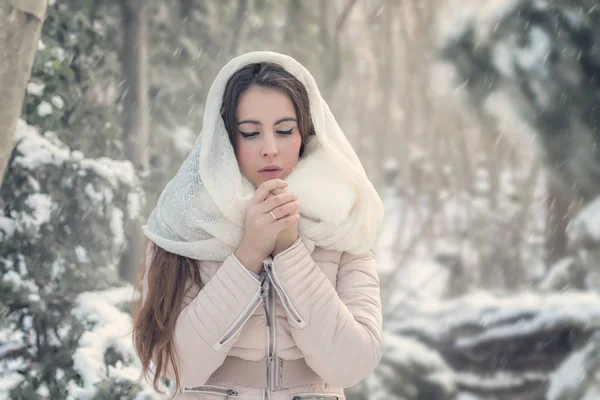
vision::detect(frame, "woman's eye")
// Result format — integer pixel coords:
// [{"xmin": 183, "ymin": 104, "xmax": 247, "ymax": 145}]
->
[
  {"xmin": 240, "ymin": 131, "xmax": 259, "ymax": 138},
  {"xmin": 276, "ymin": 128, "xmax": 294, "ymax": 135}
]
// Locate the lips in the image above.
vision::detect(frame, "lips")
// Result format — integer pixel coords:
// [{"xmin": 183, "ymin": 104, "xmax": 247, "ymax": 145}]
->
[
  {"xmin": 259, "ymin": 165, "xmax": 282, "ymax": 178},
  {"xmin": 259, "ymin": 165, "xmax": 282, "ymax": 172}
]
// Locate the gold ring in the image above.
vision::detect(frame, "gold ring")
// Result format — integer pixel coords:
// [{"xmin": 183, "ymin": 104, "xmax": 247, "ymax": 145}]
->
[{"xmin": 270, "ymin": 211, "xmax": 277, "ymax": 221}]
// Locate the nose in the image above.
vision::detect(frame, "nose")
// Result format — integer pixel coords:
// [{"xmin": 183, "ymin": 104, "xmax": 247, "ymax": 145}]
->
[{"xmin": 261, "ymin": 133, "xmax": 278, "ymax": 157}]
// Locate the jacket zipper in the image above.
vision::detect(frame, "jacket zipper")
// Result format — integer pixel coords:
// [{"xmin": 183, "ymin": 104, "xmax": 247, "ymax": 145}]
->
[
  {"xmin": 217, "ymin": 273, "xmax": 268, "ymax": 347},
  {"xmin": 183, "ymin": 384, "xmax": 240, "ymax": 397},
  {"xmin": 265, "ymin": 261, "xmax": 304, "ymax": 324},
  {"xmin": 291, "ymin": 394, "xmax": 340, "ymax": 400},
  {"xmin": 263, "ymin": 270, "xmax": 277, "ymax": 400}
]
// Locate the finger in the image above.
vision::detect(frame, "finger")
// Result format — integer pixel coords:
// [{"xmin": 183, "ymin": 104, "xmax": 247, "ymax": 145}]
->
[
  {"xmin": 270, "ymin": 187, "xmax": 287, "ymax": 196},
  {"xmin": 259, "ymin": 193, "xmax": 297, "ymax": 214},
  {"xmin": 272, "ymin": 212, "xmax": 300, "ymax": 231},
  {"xmin": 253, "ymin": 179, "xmax": 288, "ymax": 203},
  {"xmin": 265, "ymin": 187, "xmax": 287, "ymax": 200},
  {"xmin": 268, "ymin": 199, "xmax": 300, "ymax": 220}
]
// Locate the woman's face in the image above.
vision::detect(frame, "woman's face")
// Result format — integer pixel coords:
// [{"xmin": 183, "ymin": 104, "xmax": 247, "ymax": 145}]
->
[{"xmin": 235, "ymin": 86, "xmax": 302, "ymax": 187}]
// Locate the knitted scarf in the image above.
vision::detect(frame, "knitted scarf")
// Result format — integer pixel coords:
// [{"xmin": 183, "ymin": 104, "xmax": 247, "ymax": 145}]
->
[{"xmin": 143, "ymin": 51, "xmax": 383, "ymax": 261}]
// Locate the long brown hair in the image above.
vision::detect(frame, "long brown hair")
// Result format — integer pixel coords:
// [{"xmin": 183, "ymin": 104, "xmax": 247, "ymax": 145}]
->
[
  {"xmin": 131, "ymin": 61, "xmax": 314, "ymax": 396},
  {"xmin": 131, "ymin": 239, "xmax": 202, "ymax": 397}
]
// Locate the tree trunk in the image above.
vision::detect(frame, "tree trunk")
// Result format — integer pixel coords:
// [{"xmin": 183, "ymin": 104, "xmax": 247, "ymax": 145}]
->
[
  {"xmin": 229, "ymin": 0, "xmax": 248, "ymax": 55},
  {"xmin": 0, "ymin": 0, "xmax": 47, "ymax": 189},
  {"xmin": 119, "ymin": 0, "xmax": 149, "ymax": 283},
  {"xmin": 545, "ymin": 173, "xmax": 575, "ymax": 267}
]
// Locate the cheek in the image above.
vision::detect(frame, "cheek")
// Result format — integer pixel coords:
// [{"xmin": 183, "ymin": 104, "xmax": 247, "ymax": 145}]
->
[
  {"xmin": 235, "ymin": 142, "xmax": 255, "ymax": 172},
  {"xmin": 285, "ymin": 136, "xmax": 302, "ymax": 164}
]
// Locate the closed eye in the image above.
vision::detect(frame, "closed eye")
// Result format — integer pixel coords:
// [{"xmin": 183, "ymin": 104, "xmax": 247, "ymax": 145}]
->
[
  {"xmin": 276, "ymin": 128, "xmax": 294, "ymax": 135},
  {"xmin": 239, "ymin": 131, "xmax": 259, "ymax": 138}
]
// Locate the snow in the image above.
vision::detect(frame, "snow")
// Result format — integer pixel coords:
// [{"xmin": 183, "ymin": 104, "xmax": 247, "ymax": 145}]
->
[
  {"xmin": 127, "ymin": 190, "xmax": 143, "ymax": 220},
  {"xmin": 13, "ymin": 120, "xmax": 71, "ymax": 169},
  {"xmin": 80, "ymin": 157, "xmax": 137, "ymax": 188},
  {"xmin": 26, "ymin": 82, "xmax": 45, "ymax": 96},
  {"xmin": 390, "ymin": 290, "xmax": 600, "ymax": 346},
  {"xmin": 51, "ymin": 47, "xmax": 67, "ymax": 63},
  {"xmin": 492, "ymin": 42, "xmax": 516, "ymax": 78},
  {"xmin": 457, "ymin": 394, "xmax": 483, "ymax": 400},
  {"xmin": 568, "ymin": 197, "xmax": 600, "ymax": 243},
  {"xmin": 23, "ymin": 193, "xmax": 54, "ymax": 229},
  {"xmin": 538, "ymin": 257, "xmax": 576, "ymax": 291},
  {"xmin": 37, "ymin": 383, "xmax": 49, "ymax": 397},
  {"xmin": 111, "ymin": 208, "xmax": 125, "ymax": 249},
  {"xmin": 75, "ymin": 246, "xmax": 90, "ymax": 263},
  {"xmin": 172, "ymin": 126, "xmax": 196, "ymax": 154},
  {"xmin": 51, "ymin": 95, "xmax": 65, "ymax": 109},
  {"xmin": 17, "ymin": 255, "xmax": 27, "ymax": 276},
  {"xmin": 51, "ymin": 258, "xmax": 65, "ymax": 279},
  {"xmin": 0, "ymin": 215, "xmax": 16, "ymax": 240},
  {"xmin": 2, "ymin": 271, "xmax": 38, "ymax": 294},
  {"xmin": 0, "ymin": 327, "xmax": 27, "ymax": 398},
  {"xmin": 27, "ymin": 176, "xmax": 41, "ymax": 192},
  {"xmin": 515, "ymin": 27, "xmax": 552, "ymax": 74},
  {"xmin": 16, "ymin": 120, "xmax": 134, "ymax": 189},
  {"xmin": 67, "ymin": 286, "xmax": 165, "ymax": 399},
  {"xmin": 28, "ymin": 293, "xmax": 40, "ymax": 303},
  {"xmin": 71, "ymin": 150, "xmax": 84, "ymax": 161},
  {"xmin": 0, "ymin": 371, "xmax": 24, "ymax": 397},
  {"xmin": 437, "ymin": 0, "xmax": 521, "ymax": 47},
  {"xmin": 37, "ymin": 101, "xmax": 53, "ymax": 117},
  {"xmin": 454, "ymin": 370, "xmax": 546, "ymax": 389},
  {"xmin": 561, "ymin": 7, "xmax": 585, "ymax": 31},
  {"xmin": 383, "ymin": 331, "xmax": 449, "ymax": 370},
  {"xmin": 84, "ymin": 182, "xmax": 109, "ymax": 204},
  {"xmin": 547, "ymin": 336, "xmax": 591, "ymax": 400}
]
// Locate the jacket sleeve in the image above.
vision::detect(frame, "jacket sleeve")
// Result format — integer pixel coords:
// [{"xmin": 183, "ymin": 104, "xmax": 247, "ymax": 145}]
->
[
  {"xmin": 269, "ymin": 238, "xmax": 384, "ymax": 388},
  {"xmin": 141, "ymin": 242, "xmax": 264, "ymax": 388}
]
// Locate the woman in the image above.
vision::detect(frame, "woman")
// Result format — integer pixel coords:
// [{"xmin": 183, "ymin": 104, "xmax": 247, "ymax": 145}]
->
[{"xmin": 133, "ymin": 51, "xmax": 384, "ymax": 400}]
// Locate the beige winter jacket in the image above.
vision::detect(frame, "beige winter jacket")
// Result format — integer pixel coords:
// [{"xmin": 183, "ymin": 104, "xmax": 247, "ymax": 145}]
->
[{"xmin": 142, "ymin": 237, "xmax": 383, "ymax": 399}]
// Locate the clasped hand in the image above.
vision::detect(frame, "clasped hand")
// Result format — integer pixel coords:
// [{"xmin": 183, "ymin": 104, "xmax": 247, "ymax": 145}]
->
[{"xmin": 234, "ymin": 179, "xmax": 300, "ymax": 274}]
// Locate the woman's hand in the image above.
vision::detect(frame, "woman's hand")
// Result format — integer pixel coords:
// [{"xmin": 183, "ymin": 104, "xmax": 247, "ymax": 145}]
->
[
  {"xmin": 267, "ymin": 187, "xmax": 300, "ymax": 257},
  {"xmin": 235, "ymin": 179, "xmax": 300, "ymax": 273}
]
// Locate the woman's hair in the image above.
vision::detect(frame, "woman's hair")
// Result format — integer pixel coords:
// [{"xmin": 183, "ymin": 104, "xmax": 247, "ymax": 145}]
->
[
  {"xmin": 131, "ymin": 239, "xmax": 201, "ymax": 397},
  {"xmin": 131, "ymin": 62, "xmax": 314, "ymax": 396},
  {"xmin": 221, "ymin": 62, "xmax": 315, "ymax": 157}
]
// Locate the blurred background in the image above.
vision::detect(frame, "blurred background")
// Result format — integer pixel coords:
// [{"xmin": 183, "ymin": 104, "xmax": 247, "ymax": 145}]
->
[{"xmin": 2, "ymin": 0, "xmax": 600, "ymax": 399}]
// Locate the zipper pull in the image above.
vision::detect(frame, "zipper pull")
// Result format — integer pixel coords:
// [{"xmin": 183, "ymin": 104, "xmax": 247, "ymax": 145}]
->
[
  {"xmin": 265, "ymin": 262, "xmax": 276, "ymax": 279},
  {"xmin": 260, "ymin": 269, "xmax": 269, "ymax": 286},
  {"xmin": 260, "ymin": 285, "xmax": 268, "ymax": 300}
]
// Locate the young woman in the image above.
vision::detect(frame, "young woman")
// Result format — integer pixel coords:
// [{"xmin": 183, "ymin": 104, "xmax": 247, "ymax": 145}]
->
[{"xmin": 133, "ymin": 51, "xmax": 384, "ymax": 400}]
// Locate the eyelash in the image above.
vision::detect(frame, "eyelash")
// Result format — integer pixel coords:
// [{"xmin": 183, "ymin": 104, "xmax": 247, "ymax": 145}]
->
[{"xmin": 239, "ymin": 128, "xmax": 294, "ymax": 138}]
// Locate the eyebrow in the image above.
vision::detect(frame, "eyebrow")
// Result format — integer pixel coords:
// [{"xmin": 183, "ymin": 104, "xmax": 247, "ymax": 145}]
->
[{"xmin": 237, "ymin": 117, "xmax": 297, "ymax": 126}]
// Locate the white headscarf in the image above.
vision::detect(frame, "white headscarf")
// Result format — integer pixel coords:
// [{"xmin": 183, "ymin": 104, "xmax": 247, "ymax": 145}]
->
[{"xmin": 143, "ymin": 51, "xmax": 383, "ymax": 261}]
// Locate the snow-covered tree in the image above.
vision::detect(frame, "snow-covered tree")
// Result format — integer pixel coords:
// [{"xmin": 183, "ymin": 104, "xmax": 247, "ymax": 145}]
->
[
  {"xmin": 439, "ymin": 0, "xmax": 600, "ymax": 266},
  {"xmin": 0, "ymin": 121, "xmax": 154, "ymax": 399}
]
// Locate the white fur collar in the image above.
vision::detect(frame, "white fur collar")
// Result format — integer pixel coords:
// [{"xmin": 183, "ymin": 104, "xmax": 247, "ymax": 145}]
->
[
  {"xmin": 239, "ymin": 143, "xmax": 356, "ymax": 226},
  {"xmin": 285, "ymin": 146, "xmax": 355, "ymax": 225}
]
